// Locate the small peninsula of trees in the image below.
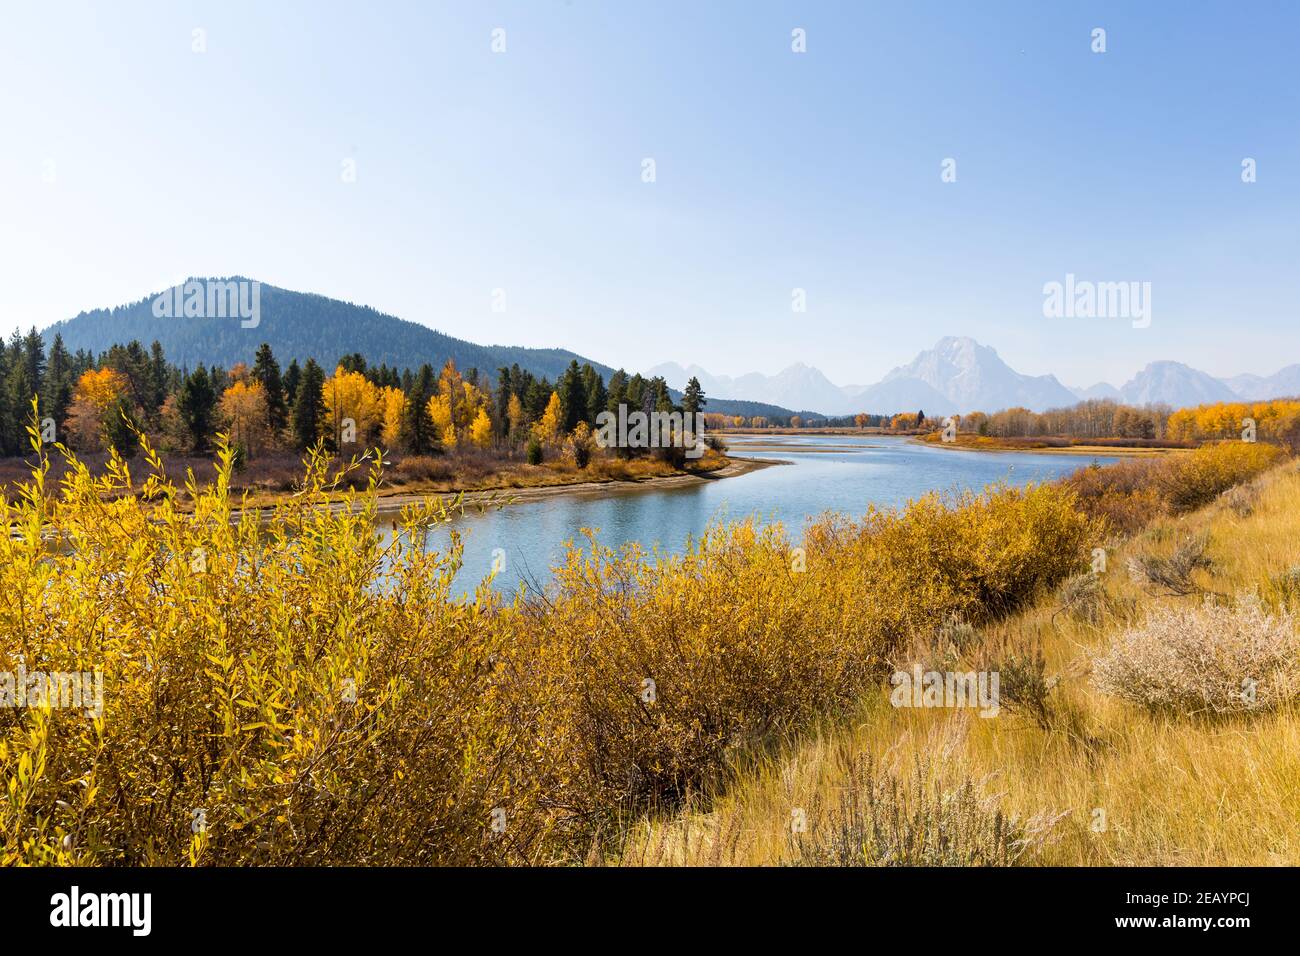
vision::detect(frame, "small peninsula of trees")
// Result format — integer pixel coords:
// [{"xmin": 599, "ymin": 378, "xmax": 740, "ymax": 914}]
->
[{"xmin": 0, "ymin": 330, "xmax": 723, "ymax": 468}]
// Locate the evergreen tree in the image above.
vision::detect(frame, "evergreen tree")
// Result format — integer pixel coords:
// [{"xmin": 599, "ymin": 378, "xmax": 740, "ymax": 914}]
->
[
  {"xmin": 682, "ymin": 376, "xmax": 706, "ymax": 415},
  {"xmin": 148, "ymin": 341, "xmax": 170, "ymax": 420},
  {"xmin": 252, "ymin": 343, "xmax": 287, "ymax": 434},
  {"xmin": 103, "ymin": 396, "xmax": 141, "ymax": 458},
  {"xmin": 291, "ymin": 359, "xmax": 326, "ymax": 450},
  {"xmin": 558, "ymin": 360, "xmax": 587, "ymax": 432},
  {"xmin": 283, "ymin": 359, "xmax": 302, "ymax": 409},
  {"xmin": 43, "ymin": 333, "xmax": 74, "ymax": 435},
  {"xmin": 524, "ymin": 377, "xmax": 552, "ymax": 421},
  {"xmin": 71, "ymin": 349, "xmax": 94, "ymax": 378},
  {"xmin": 105, "ymin": 340, "xmax": 152, "ymax": 415},
  {"xmin": 624, "ymin": 373, "xmax": 646, "ymax": 415},
  {"xmin": 649, "ymin": 376, "xmax": 674, "ymax": 413},
  {"xmin": 0, "ymin": 347, "xmax": 15, "ymax": 456},
  {"xmin": 209, "ymin": 365, "xmax": 229, "ymax": 397},
  {"xmin": 6, "ymin": 331, "xmax": 35, "ymax": 452},
  {"xmin": 582, "ymin": 364, "xmax": 607, "ymax": 423},
  {"xmin": 605, "ymin": 369, "xmax": 628, "ymax": 415},
  {"xmin": 398, "ymin": 363, "xmax": 437, "ymax": 454},
  {"xmin": 177, "ymin": 366, "xmax": 217, "ymax": 453},
  {"xmin": 22, "ymin": 327, "xmax": 45, "ymax": 404},
  {"xmin": 496, "ymin": 366, "xmax": 514, "ymax": 429}
]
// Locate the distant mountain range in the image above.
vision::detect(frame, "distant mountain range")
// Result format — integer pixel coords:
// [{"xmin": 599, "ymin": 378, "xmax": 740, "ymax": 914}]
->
[
  {"xmin": 40, "ymin": 283, "xmax": 1297, "ymax": 420},
  {"xmin": 652, "ymin": 336, "xmax": 1300, "ymax": 417},
  {"xmin": 39, "ymin": 278, "xmax": 808, "ymax": 421}
]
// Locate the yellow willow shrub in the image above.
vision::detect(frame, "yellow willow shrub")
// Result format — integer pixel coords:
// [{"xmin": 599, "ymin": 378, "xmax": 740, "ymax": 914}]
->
[
  {"xmin": 505, "ymin": 483, "xmax": 1096, "ymax": 845},
  {"xmin": 0, "ymin": 428, "xmax": 537, "ymax": 866},
  {"xmin": 806, "ymin": 483, "xmax": 1097, "ymax": 642},
  {"xmin": 1064, "ymin": 441, "xmax": 1284, "ymax": 533},
  {"xmin": 505, "ymin": 520, "xmax": 875, "ymax": 837},
  {"xmin": 1154, "ymin": 441, "xmax": 1283, "ymax": 513}
]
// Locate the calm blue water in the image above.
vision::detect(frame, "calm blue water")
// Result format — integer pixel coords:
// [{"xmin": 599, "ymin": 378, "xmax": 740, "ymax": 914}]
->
[{"xmin": 395, "ymin": 434, "xmax": 1120, "ymax": 594}]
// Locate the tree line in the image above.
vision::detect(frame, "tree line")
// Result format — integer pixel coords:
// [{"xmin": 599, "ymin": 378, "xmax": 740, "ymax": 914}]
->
[{"xmin": 0, "ymin": 329, "xmax": 715, "ymax": 464}]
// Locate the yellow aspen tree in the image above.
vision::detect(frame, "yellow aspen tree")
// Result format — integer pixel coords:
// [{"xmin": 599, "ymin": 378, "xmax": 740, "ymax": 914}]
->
[
  {"xmin": 323, "ymin": 366, "xmax": 384, "ymax": 445},
  {"xmin": 469, "ymin": 407, "xmax": 493, "ymax": 448},
  {"xmin": 219, "ymin": 380, "xmax": 270, "ymax": 456},
  {"xmin": 532, "ymin": 391, "xmax": 562, "ymax": 446},
  {"xmin": 506, "ymin": 393, "xmax": 525, "ymax": 443},
  {"xmin": 379, "ymin": 386, "xmax": 406, "ymax": 448}
]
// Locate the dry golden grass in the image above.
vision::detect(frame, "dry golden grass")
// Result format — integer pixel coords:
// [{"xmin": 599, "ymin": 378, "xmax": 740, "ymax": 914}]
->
[
  {"xmin": 2, "ymin": 419, "xmax": 1284, "ymax": 866},
  {"xmin": 615, "ymin": 459, "xmax": 1300, "ymax": 866}
]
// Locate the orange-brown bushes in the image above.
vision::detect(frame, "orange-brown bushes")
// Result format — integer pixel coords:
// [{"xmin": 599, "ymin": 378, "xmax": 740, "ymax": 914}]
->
[{"xmin": 1062, "ymin": 441, "xmax": 1282, "ymax": 533}]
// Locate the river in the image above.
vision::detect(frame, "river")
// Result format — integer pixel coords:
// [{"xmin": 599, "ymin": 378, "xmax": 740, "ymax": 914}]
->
[{"xmin": 400, "ymin": 434, "xmax": 1121, "ymax": 595}]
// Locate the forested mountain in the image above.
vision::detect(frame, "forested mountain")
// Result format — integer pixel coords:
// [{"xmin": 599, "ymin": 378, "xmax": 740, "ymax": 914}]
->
[
  {"xmin": 45, "ymin": 279, "xmax": 608, "ymax": 383},
  {"xmin": 41, "ymin": 279, "xmax": 801, "ymax": 420}
]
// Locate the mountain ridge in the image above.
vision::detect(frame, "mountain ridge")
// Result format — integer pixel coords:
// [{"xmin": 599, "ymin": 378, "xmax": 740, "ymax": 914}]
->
[{"xmin": 39, "ymin": 278, "xmax": 810, "ymax": 421}]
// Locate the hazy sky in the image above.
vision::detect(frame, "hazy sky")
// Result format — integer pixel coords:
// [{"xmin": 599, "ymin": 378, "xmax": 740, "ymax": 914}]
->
[{"xmin": 2, "ymin": 1, "xmax": 1298, "ymax": 388}]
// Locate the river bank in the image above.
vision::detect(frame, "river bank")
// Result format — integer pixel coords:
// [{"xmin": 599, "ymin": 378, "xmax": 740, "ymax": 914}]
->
[
  {"xmin": 913, "ymin": 434, "xmax": 1189, "ymax": 456},
  {"xmin": 234, "ymin": 453, "xmax": 787, "ymax": 520}
]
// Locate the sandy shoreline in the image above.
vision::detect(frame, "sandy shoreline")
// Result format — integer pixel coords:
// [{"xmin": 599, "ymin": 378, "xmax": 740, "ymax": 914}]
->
[
  {"xmin": 376, "ymin": 454, "xmax": 786, "ymax": 515},
  {"xmin": 231, "ymin": 455, "xmax": 787, "ymax": 521}
]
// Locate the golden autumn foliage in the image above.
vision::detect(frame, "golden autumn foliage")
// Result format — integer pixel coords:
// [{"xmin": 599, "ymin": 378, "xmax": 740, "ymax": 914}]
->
[
  {"xmin": 0, "ymin": 421, "xmax": 1283, "ymax": 866},
  {"xmin": 65, "ymin": 368, "xmax": 132, "ymax": 452},
  {"xmin": 531, "ymin": 392, "xmax": 562, "ymax": 447},
  {"xmin": 426, "ymin": 361, "xmax": 489, "ymax": 453},
  {"xmin": 1, "ymin": 431, "xmax": 525, "ymax": 865},
  {"xmin": 218, "ymin": 379, "xmax": 270, "ymax": 456},
  {"xmin": 1063, "ymin": 441, "xmax": 1283, "ymax": 533},
  {"xmin": 323, "ymin": 366, "xmax": 385, "ymax": 447},
  {"xmin": 0, "ymin": 421, "xmax": 1101, "ymax": 865},
  {"xmin": 72, "ymin": 368, "xmax": 129, "ymax": 413},
  {"xmin": 379, "ymin": 386, "xmax": 405, "ymax": 449},
  {"xmin": 1166, "ymin": 398, "xmax": 1300, "ymax": 448},
  {"xmin": 469, "ymin": 407, "xmax": 493, "ymax": 448}
]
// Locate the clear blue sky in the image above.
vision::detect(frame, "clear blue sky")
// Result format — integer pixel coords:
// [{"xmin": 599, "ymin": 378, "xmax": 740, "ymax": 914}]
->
[{"xmin": 2, "ymin": 1, "xmax": 1297, "ymax": 388}]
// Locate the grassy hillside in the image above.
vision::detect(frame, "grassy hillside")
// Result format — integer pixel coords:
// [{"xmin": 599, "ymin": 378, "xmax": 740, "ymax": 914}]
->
[{"xmin": 616, "ymin": 454, "xmax": 1300, "ymax": 866}]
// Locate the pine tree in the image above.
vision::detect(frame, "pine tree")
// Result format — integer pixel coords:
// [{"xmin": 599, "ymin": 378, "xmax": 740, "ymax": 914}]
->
[
  {"xmin": 22, "ymin": 327, "xmax": 45, "ymax": 405},
  {"xmin": 582, "ymin": 364, "xmax": 607, "ymax": 424},
  {"xmin": 291, "ymin": 359, "xmax": 326, "ymax": 450},
  {"xmin": 682, "ymin": 376, "xmax": 706, "ymax": 415},
  {"xmin": 147, "ymin": 341, "xmax": 170, "ymax": 420},
  {"xmin": 649, "ymin": 376, "xmax": 674, "ymax": 413},
  {"xmin": 6, "ymin": 331, "xmax": 35, "ymax": 452},
  {"xmin": 177, "ymin": 366, "xmax": 217, "ymax": 452},
  {"xmin": 558, "ymin": 360, "xmax": 587, "ymax": 433},
  {"xmin": 252, "ymin": 343, "xmax": 287, "ymax": 435},
  {"xmin": 398, "ymin": 364, "xmax": 436, "ymax": 454},
  {"xmin": 43, "ymin": 333, "xmax": 74, "ymax": 434},
  {"xmin": 0, "ymin": 347, "xmax": 15, "ymax": 456},
  {"xmin": 283, "ymin": 359, "xmax": 301, "ymax": 409},
  {"xmin": 525, "ymin": 377, "xmax": 552, "ymax": 421},
  {"xmin": 606, "ymin": 369, "xmax": 628, "ymax": 415}
]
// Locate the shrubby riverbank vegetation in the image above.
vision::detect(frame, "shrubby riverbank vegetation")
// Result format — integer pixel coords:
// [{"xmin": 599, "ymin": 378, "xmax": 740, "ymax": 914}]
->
[
  {"xmin": 0, "ymin": 411, "xmax": 1285, "ymax": 864},
  {"xmin": 621, "ymin": 447, "xmax": 1300, "ymax": 865}
]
